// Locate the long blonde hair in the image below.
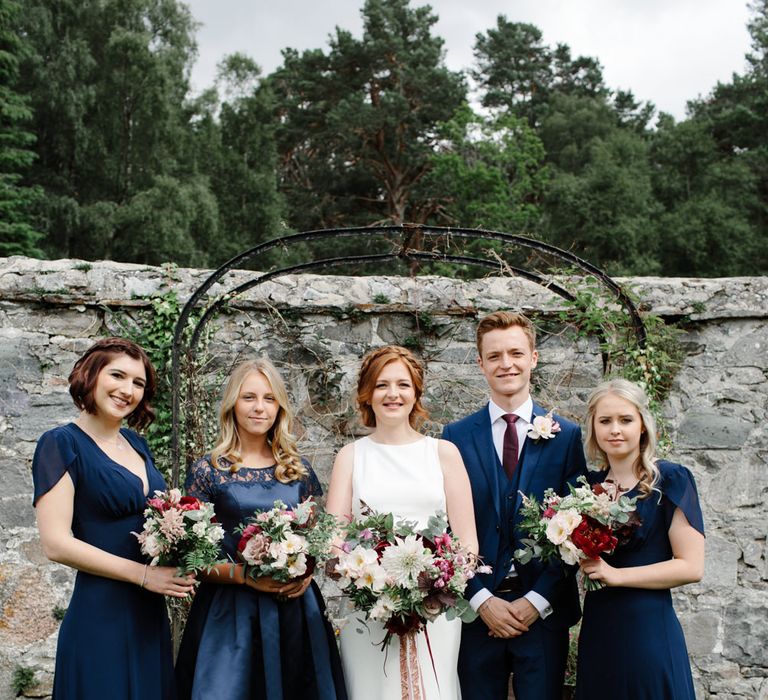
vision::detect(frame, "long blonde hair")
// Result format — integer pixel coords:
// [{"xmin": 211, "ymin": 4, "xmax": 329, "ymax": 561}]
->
[
  {"xmin": 210, "ymin": 358, "xmax": 306, "ymax": 483},
  {"xmin": 585, "ymin": 378, "xmax": 660, "ymax": 499}
]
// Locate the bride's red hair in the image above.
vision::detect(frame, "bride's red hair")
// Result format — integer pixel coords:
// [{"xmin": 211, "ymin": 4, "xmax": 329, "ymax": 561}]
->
[{"xmin": 357, "ymin": 346, "xmax": 429, "ymax": 429}]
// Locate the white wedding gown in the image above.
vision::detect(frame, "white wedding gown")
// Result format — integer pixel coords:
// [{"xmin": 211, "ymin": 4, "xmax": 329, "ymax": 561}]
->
[{"xmin": 339, "ymin": 436, "xmax": 462, "ymax": 700}]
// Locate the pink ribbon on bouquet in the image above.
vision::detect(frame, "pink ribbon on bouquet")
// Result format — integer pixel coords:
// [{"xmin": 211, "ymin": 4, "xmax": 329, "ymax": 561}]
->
[{"xmin": 399, "ymin": 630, "xmax": 425, "ymax": 700}]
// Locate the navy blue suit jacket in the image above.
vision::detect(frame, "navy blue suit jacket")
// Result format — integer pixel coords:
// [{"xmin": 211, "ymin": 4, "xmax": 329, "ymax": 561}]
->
[{"xmin": 443, "ymin": 402, "xmax": 587, "ymax": 630}]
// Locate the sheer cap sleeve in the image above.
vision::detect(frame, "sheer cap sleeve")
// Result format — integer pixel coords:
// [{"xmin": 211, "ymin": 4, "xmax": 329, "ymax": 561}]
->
[
  {"xmin": 660, "ymin": 461, "xmax": 705, "ymax": 536},
  {"xmin": 300, "ymin": 459, "xmax": 323, "ymax": 500},
  {"xmin": 184, "ymin": 455, "xmax": 217, "ymax": 502},
  {"xmin": 32, "ymin": 426, "xmax": 78, "ymax": 505}
]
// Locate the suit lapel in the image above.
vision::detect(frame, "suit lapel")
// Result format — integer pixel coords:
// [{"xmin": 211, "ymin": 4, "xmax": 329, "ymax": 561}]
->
[
  {"xmin": 470, "ymin": 407, "xmax": 503, "ymax": 521},
  {"xmin": 515, "ymin": 402, "xmax": 547, "ymax": 513}
]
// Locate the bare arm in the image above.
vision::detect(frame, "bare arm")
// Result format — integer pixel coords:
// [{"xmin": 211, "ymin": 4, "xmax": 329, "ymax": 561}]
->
[
  {"xmin": 325, "ymin": 443, "xmax": 354, "ymax": 523},
  {"xmin": 581, "ymin": 506, "xmax": 705, "ymax": 589},
  {"xmin": 36, "ymin": 473, "xmax": 195, "ymax": 597},
  {"xmin": 438, "ymin": 439, "xmax": 478, "ymax": 556},
  {"xmin": 324, "ymin": 443, "xmax": 355, "ymax": 553}
]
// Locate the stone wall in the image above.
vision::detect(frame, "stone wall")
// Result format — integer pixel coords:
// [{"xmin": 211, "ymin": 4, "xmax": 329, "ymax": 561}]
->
[{"xmin": 0, "ymin": 256, "xmax": 766, "ymax": 699}]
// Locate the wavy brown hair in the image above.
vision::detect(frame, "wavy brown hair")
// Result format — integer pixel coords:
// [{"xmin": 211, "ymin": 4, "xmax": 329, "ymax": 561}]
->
[
  {"xmin": 585, "ymin": 378, "xmax": 660, "ymax": 499},
  {"xmin": 210, "ymin": 359, "xmax": 306, "ymax": 483},
  {"xmin": 357, "ymin": 345, "xmax": 429, "ymax": 429},
  {"xmin": 68, "ymin": 337, "xmax": 156, "ymax": 431}
]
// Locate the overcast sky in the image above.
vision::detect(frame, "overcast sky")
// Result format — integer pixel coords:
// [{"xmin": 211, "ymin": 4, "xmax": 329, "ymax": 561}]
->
[{"xmin": 183, "ymin": 0, "xmax": 753, "ymax": 121}]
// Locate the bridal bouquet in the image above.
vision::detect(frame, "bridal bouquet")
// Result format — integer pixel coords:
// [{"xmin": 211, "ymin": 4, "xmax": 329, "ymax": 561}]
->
[
  {"xmin": 237, "ymin": 499, "xmax": 338, "ymax": 582},
  {"xmin": 134, "ymin": 488, "xmax": 225, "ymax": 575},
  {"xmin": 514, "ymin": 476, "xmax": 641, "ymax": 591},
  {"xmin": 331, "ymin": 506, "xmax": 487, "ymax": 641}
]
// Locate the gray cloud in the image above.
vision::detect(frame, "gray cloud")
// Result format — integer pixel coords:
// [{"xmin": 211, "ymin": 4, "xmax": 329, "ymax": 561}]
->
[{"xmin": 184, "ymin": 0, "xmax": 752, "ymax": 120}]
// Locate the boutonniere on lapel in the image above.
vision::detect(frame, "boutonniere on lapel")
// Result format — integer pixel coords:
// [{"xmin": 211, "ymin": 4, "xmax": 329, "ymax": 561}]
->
[{"xmin": 527, "ymin": 409, "xmax": 561, "ymax": 441}]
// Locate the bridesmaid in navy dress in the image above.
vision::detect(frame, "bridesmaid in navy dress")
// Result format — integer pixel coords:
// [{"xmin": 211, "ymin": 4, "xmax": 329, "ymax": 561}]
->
[
  {"xmin": 32, "ymin": 338, "xmax": 196, "ymax": 700},
  {"xmin": 175, "ymin": 358, "xmax": 347, "ymax": 700},
  {"xmin": 575, "ymin": 378, "xmax": 705, "ymax": 699}
]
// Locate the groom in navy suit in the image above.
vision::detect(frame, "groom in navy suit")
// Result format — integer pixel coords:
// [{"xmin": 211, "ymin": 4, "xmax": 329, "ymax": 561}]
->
[{"xmin": 443, "ymin": 311, "xmax": 587, "ymax": 700}]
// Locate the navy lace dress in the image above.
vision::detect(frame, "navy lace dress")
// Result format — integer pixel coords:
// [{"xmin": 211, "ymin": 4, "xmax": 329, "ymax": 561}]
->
[
  {"xmin": 32, "ymin": 423, "xmax": 175, "ymax": 700},
  {"xmin": 575, "ymin": 461, "xmax": 705, "ymax": 699},
  {"xmin": 175, "ymin": 456, "xmax": 347, "ymax": 700}
]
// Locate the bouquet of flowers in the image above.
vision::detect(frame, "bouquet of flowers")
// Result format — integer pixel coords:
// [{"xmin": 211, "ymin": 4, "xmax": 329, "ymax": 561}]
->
[
  {"xmin": 331, "ymin": 506, "xmax": 488, "ymax": 643},
  {"xmin": 237, "ymin": 498, "xmax": 338, "ymax": 582},
  {"xmin": 134, "ymin": 488, "xmax": 225, "ymax": 576},
  {"xmin": 514, "ymin": 476, "xmax": 641, "ymax": 591}
]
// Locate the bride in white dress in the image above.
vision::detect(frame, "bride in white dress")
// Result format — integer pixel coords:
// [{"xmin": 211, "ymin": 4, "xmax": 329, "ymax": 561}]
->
[{"xmin": 326, "ymin": 346, "xmax": 479, "ymax": 700}]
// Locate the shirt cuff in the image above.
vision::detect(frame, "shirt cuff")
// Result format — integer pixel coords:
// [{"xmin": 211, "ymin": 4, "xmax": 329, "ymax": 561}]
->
[
  {"xmin": 525, "ymin": 590, "xmax": 553, "ymax": 618},
  {"xmin": 469, "ymin": 588, "xmax": 493, "ymax": 612}
]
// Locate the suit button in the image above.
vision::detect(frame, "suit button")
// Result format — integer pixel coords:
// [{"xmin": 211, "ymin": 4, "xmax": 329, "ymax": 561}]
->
[{"xmin": 495, "ymin": 525, "xmax": 500, "ymax": 532}]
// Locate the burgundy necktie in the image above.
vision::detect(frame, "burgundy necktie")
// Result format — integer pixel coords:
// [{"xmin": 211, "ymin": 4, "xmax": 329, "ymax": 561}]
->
[{"xmin": 502, "ymin": 413, "xmax": 519, "ymax": 480}]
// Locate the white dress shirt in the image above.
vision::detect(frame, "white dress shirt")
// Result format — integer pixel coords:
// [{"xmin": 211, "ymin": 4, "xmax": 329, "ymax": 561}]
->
[{"xmin": 469, "ymin": 396, "xmax": 553, "ymax": 618}]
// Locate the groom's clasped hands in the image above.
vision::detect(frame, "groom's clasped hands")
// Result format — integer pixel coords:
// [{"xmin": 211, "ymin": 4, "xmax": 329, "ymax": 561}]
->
[{"xmin": 479, "ymin": 595, "xmax": 539, "ymax": 638}]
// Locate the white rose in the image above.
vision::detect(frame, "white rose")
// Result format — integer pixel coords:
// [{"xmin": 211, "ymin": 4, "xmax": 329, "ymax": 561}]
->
[
  {"xmin": 354, "ymin": 563, "xmax": 387, "ymax": 593},
  {"xmin": 207, "ymin": 525, "xmax": 224, "ymax": 544},
  {"xmin": 269, "ymin": 541, "xmax": 288, "ymax": 568},
  {"xmin": 287, "ymin": 552, "xmax": 308, "ymax": 578},
  {"xmin": 142, "ymin": 532, "xmax": 163, "ymax": 558},
  {"xmin": 545, "ymin": 509, "xmax": 581, "ymax": 545},
  {"xmin": 559, "ymin": 540, "xmax": 581, "ymax": 566},
  {"xmin": 282, "ymin": 533, "xmax": 307, "ymax": 555},
  {"xmin": 346, "ymin": 546, "xmax": 379, "ymax": 577}
]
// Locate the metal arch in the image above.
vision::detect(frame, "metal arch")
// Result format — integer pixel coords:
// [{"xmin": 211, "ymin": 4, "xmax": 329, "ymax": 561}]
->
[
  {"xmin": 170, "ymin": 224, "xmax": 646, "ymax": 485},
  {"xmin": 188, "ymin": 251, "xmax": 577, "ymax": 349}
]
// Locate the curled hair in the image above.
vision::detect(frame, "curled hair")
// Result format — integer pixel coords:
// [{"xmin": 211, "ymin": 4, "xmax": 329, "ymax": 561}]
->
[
  {"xmin": 357, "ymin": 346, "xmax": 429, "ymax": 429},
  {"xmin": 68, "ymin": 337, "xmax": 156, "ymax": 431},
  {"xmin": 210, "ymin": 358, "xmax": 306, "ymax": 483},
  {"xmin": 585, "ymin": 378, "xmax": 660, "ymax": 499},
  {"xmin": 476, "ymin": 311, "xmax": 536, "ymax": 355}
]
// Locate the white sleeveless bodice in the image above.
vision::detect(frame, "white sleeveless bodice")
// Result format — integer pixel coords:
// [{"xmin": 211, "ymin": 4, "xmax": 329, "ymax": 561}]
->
[{"xmin": 351, "ymin": 435, "xmax": 445, "ymax": 528}]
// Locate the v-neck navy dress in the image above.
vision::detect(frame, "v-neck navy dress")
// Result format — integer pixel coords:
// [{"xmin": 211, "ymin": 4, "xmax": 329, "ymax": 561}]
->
[
  {"xmin": 575, "ymin": 460, "xmax": 704, "ymax": 700},
  {"xmin": 32, "ymin": 423, "xmax": 175, "ymax": 700}
]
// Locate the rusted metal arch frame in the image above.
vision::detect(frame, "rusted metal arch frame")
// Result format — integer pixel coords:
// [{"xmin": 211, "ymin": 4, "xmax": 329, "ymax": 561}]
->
[{"xmin": 170, "ymin": 225, "xmax": 646, "ymax": 485}]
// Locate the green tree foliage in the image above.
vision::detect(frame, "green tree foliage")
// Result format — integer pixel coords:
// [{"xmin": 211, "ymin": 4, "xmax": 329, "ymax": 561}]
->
[
  {"xmin": 472, "ymin": 17, "xmax": 661, "ymax": 275},
  {"xmin": 196, "ymin": 54, "xmax": 286, "ymax": 265},
  {"xmin": 648, "ymin": 0, "xmax": 768, "ymax": 275},
  {"xmin": 17, "ymin": 0, "xmax": 218, "ymax": 265},
  {"xmin": 539, "ymin": 95, "xmax": 659, "ymax": 275},
  {"xmin": 421, "ymin": 106, "xmax": 547, "ymax": 232},
  {"xmin": 270, "ymin": 0, "xmax": 466, "ymax": 237},
  {"xmin": 7, "ymin": 0, "xmax": 766, "ymax": 278},
  {"xmin": 472, "ymin": 17, "xmax": 607, "ymax": 126},
  {"xmin": 0, "ymin": 0, "xmax": 43, "ymax": 257}
]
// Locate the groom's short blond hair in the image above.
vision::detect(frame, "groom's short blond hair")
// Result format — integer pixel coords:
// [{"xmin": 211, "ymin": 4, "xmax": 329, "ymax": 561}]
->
[{"xmin": 476, "ymin": 311, "xmax": 536, "ymax": 355}]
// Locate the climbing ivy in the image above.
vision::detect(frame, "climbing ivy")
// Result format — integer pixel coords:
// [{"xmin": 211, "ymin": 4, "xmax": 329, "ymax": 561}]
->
[
  {"xmin": 557, "ymin": 275, "xmax": 682, "ymax": 406},
  {"xmin": 556, "ymin": 275, "xmax": 683, "ymax": 450}
]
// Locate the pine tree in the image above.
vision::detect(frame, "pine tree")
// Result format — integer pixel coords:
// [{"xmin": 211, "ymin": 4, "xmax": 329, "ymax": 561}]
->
[{"xmin": 0, "ymin": 0, "xmax": 43, "ymax": 257}]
